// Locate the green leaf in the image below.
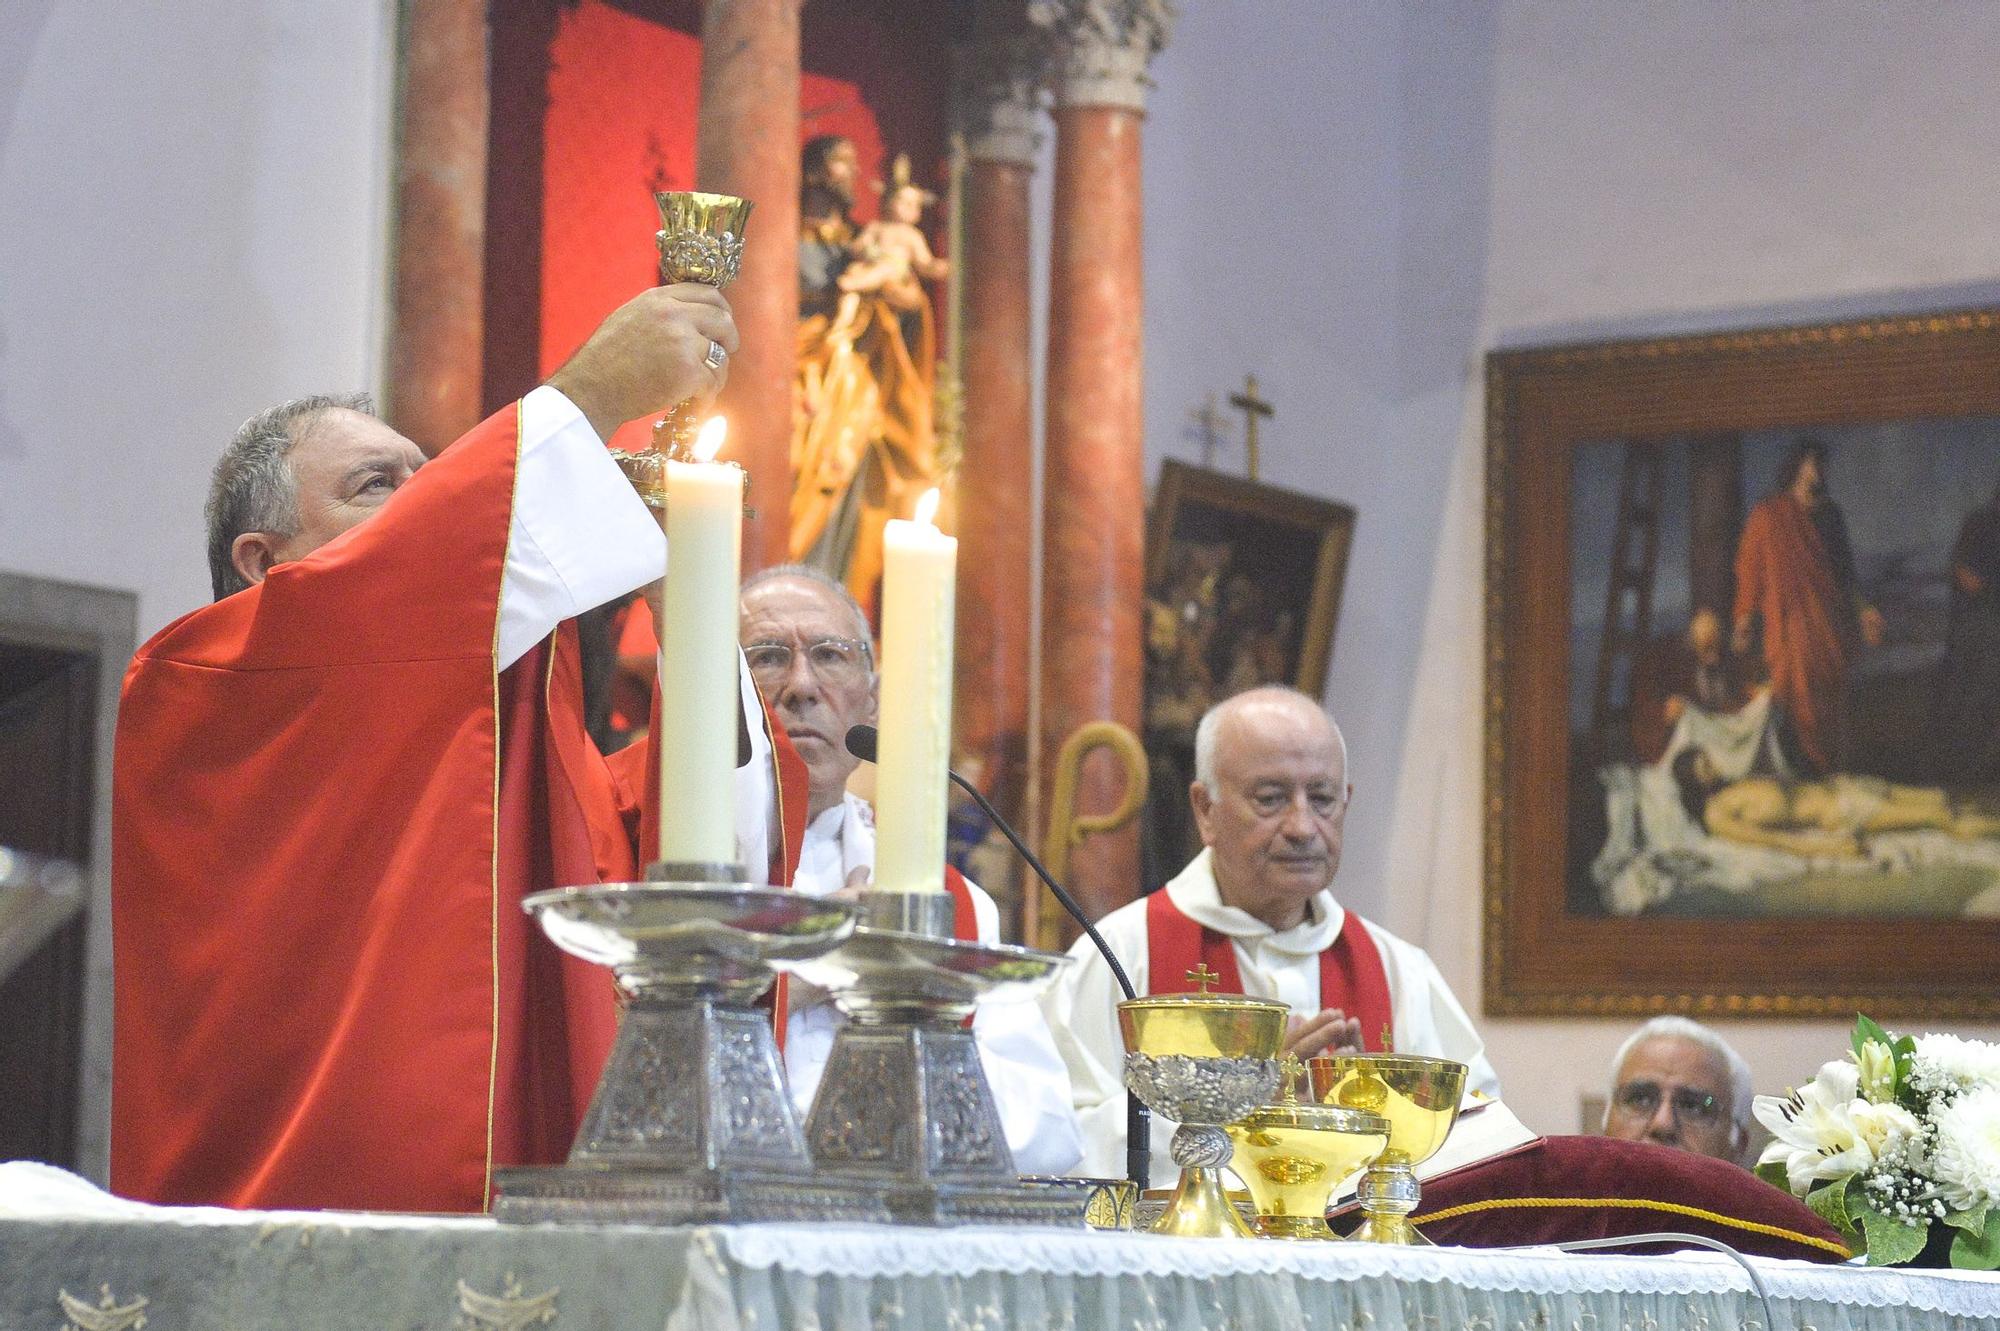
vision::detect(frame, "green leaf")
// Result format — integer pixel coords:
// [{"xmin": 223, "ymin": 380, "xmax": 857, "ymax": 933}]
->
[
  {"xmin": 1753, "ymin": 1160, "xmax": 1791, "ymax": 1193},
  {"xmin": 1853, "ymin": 1013, "xmax": 1891, "ymax": 1063},
  {"xmin": 1806, "ymin": 1179, "xmax": 1854, "ymax": 1234},
  {"xmin": 1942, "ymin": 1207, "xmax": 1987, "ymax": 1238},
  {"xmin": 1953, "ymin": 1216, "xmax": 2000, "ymax": 1271},
  {"xmin": 1859, "ymin": 1210, "xmax": 1930, "ymax": 1266},
  {"xmin": 1891, "ymin": 1033, "xmax": 1917, "ymax": 1090}
]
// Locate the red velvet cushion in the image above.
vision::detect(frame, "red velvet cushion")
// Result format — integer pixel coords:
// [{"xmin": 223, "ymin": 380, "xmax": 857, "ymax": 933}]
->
[{"xmin": 1406, "ymin": 1135, "xmax": 1851, "ymax": 1263}]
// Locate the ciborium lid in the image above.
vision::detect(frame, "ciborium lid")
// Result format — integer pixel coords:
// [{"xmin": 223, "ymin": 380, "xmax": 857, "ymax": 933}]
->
[{"xmin": 1117, "ymin": 964, "xmax": 1289, "ymax": 1060}]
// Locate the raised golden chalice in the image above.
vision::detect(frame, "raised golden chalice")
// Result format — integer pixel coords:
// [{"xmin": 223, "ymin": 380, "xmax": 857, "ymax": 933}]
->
[
  {"xmin": 1227, "ymin": 1056, "xmax": 1389, "ymax": 1240},
  {"xmin": 1308, "ymin": 1052, "xmax": 1466, "ymax": 1245},
  {"xmin": 1118, "ymin": 965, "xmax": 1286, "ymax": 1238},
  {"xmin": 613, "ymin": 190, "xmax": 753, "ymax": 508}
]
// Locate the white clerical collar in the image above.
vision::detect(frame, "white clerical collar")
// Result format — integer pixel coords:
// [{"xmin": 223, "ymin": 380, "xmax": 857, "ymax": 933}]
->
[{"xmin": 1161, "ymin": 848, "xmax": 1344, "ymax": 958}]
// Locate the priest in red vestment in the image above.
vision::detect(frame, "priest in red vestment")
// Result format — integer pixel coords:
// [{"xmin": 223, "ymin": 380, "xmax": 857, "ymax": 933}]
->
[
  {"xmin": 111, "ymin": 285, "xmax": 800, "ymax": 1214},
  {"xmin": 1040, "ymin": 686, "xmax": 1498, "ymax": 1181},
  {"xmin": 1732, "ymin": 438, "xmax": 1884, "ymax": 773}
]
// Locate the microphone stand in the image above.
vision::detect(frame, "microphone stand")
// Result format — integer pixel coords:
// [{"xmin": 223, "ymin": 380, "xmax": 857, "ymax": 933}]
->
[{"xmin": 945, "ymin": 768, "xmax": 1152, "ymax": 1193}]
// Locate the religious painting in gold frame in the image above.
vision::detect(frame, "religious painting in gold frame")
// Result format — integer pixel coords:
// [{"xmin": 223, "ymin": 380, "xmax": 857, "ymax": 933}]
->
[
  {"xmin": 1140, "ymin": 460, "xmax": 1356, "ymax": 879},
  {"xmin": 1485, "ymin": 308, "xmax": 2000, "ymax": 1019}
]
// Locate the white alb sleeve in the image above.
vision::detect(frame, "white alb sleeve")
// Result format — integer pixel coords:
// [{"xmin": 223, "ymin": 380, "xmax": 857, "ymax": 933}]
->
[
  {"xmin": 495, "ymin": 385, "xmax": 667, "ymax": 670},
  {"xmin": 963, "ymin": 884, "xmax": 1085, "ymax": 1175}
]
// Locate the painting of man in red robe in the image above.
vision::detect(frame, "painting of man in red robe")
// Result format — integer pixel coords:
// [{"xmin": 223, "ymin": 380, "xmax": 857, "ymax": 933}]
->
[{"xmin": 1730, "ymin": 438, "xmax": 1885, "ymax": 774}]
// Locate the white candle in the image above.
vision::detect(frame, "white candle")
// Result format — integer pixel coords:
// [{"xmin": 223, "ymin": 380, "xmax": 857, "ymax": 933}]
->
[
  {"xmin": 873, "ymin": 489, "xmax": 957, "ymax": 894},
  {"xmin": 656, "ymin": 417, "xmax": 741, "ymax": 867}
]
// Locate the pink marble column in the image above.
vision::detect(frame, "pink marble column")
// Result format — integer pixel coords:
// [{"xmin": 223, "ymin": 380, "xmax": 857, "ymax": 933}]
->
[
  {"xmin": 1038, "ymin": 2, "xmax": 1171, "ymax": 926},
  {"xmin": 385, "ymin": 0, "xmax": 488, "ymax": 449},
  {"xmin": 696, "ymin": 0, "xmax": 802, "ymax": 573},
  {"xmin": 954, "ymin": 36, "xmax": 1045, "ymax": 859}
]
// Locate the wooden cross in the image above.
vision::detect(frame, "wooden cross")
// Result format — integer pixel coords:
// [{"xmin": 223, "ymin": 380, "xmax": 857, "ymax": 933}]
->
[
  {"xmin": 1227, "ymin": 374, "xmax": 1273, "ymax": 481},
  {"xmin": 1185, "ymin": 963, "xmax": 1221, "ymax": 994}
]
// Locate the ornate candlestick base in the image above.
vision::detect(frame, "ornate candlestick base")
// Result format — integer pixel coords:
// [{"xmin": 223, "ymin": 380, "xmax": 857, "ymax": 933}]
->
[
  {"xmin": 789, "ymin": 890, "xmax": 1088, "ymax": 1227},
  {"xmin": 493, "ymin": 876, "xmax": 882, "ymax": 1225}
]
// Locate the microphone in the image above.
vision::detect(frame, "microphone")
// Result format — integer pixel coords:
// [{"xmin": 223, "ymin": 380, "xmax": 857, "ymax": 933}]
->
[{"xmin": 844, "ymin": 723, "xmax": 1151, "ymax": 1189}]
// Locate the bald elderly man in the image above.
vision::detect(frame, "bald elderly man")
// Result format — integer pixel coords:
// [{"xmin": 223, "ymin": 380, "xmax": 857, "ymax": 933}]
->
[
  {"xmin": 1042, "ymin": 685, "xmax": 1499, "ymax": 1181},
  {"xmin": 1603, "ymin": 1016, "xmax": 1752, "ymax": 1165},
  {"xmin": 740, "ymin": 564, "xmax": 1084, "ymax": 1175}
]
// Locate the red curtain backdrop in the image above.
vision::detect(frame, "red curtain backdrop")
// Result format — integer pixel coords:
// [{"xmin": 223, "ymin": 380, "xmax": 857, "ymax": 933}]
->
[{"xmin": 485, "ymin": 0, "xmax": 953, "ymax": 444}]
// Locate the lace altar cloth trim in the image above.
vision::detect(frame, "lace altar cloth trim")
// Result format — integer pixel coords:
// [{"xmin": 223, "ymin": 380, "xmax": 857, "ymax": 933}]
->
[
  {"xmin": 712, "ymin": 1223, "xmax": 2000, "ymax": 1316},
  {"xmin": 7, "ymin": 1164, "xmax": 1997, "ymax": 1323}
]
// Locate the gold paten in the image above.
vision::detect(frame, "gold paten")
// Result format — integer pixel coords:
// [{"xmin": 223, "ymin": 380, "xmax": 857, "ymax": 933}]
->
[
  {"xmin": 1309, "ymin": 1052, "xmax": 1466, "ymax": 1245},
  {"xmin": 1226, "ymin": 1055, "xmax": 1389, "ymax": 1240},
  {"xmin": 1118, "ymin": 969, "xmax": 1287, "ymax": 1239}
]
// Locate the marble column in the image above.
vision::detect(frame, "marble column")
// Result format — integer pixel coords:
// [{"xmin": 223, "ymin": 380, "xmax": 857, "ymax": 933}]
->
[
  {"xmin": 954, "ymin": 36, "xmax": 1045, "ymax": 851},
  {"xmin": 1037, "ymin": 1, "xmax": 1171, "ymax": 924},
  {"xmin": 385, "ymin": 0, "xmax": 488, "ymax": 449},
  {"xmin": 696, "ymin": 0, "xmax": 802, "ymax": 572}
]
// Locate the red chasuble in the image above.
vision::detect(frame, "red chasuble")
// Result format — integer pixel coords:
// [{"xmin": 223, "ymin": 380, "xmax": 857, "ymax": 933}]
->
[
  {"xmin": 1145, "ymin": 889, "xmax": 1394, "ymax": 1052},
  {"xmin": 110, "ymin": 403, "xmax": 803, "ymax": 1214}
]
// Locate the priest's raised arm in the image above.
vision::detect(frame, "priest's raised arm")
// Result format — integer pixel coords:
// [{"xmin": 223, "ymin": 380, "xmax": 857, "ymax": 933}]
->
[{"xmin": 109, "ymin": 285, "xmax": 786, "ymax": 1214}]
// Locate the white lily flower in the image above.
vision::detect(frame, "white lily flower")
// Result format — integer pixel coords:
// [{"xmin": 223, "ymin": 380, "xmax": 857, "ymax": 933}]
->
[{"xmin": 1754, "ymin": 1065, "xmax": 1873, "ymax": 1195}]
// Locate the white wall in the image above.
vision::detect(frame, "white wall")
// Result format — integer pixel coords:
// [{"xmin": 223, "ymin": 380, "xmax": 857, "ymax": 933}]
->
[
  {"xmin": 1143, "ymin": 0, "xmax": 2000, "ymax": 1138},
  {"xmin": 0, "ymin": 0, "xmax": 396, "ymax": 1179},
  {"xmin": 0, "ymin": 0, "xmax": 397, "ymax": 640}
]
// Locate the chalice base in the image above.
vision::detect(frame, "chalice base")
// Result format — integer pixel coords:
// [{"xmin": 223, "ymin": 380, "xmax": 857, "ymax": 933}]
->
[
  {"xmin": 1256, "ymin": 1213, "xmax": 1336, "ymax": 1241},
  {"xmin": 1151, "ymin": 1165, "xmax": 1259, "ymax": 1239}
]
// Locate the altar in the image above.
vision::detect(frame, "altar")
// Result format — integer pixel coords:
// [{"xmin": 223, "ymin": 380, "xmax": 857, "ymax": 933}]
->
[{"xmin": 6, "ymin": 1166, "xmax": 1998, "ymax": 1331}]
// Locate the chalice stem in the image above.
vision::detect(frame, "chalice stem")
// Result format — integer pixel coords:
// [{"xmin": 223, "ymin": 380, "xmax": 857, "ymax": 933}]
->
[{"xmin": 1351, "ymin": 1160, "xmax": 1429, "ymax": 1245}]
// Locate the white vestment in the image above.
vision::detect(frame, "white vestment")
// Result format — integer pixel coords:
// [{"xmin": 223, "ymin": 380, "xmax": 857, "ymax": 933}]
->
[
  {"xmin": 1040, "ymin": 848, "xmax": 1501, "ymax": 1181},
  {"xmin": 783, "ymin": 794, "xmax": 1085, "ymax": 1175}
]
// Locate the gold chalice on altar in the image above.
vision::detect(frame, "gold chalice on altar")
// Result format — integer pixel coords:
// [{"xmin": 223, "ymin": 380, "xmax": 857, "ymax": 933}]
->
[
  {"xmin": 613, "ymin": 190, "xmax": 753, "ymax": 506},
  {"xmin": 1118, "ymin": 966, "xmax": 1286, "ymax": 1239},
  {"xmin": 1308, "ymin": 1053, "xmax": 1466, "ymax": 1245},
  {"xmin": 1226, "ymin": 1056, "xmax": 1389, "ymax": 1240}
]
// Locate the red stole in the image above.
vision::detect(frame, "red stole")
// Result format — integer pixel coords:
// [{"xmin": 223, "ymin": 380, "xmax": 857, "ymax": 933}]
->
[{"xmin": 1145, "ymin": 888, "xmax": 1394, "ymax": 1052}]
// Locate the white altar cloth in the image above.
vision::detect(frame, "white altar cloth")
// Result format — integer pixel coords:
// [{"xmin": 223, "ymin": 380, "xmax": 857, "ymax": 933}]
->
[{"xmin": 4, "ymin": 1163, "xmax": 1997, "ymax": 1331}]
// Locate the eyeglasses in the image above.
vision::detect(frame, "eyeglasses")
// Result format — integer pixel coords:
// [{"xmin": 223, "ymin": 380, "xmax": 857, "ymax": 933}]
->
[
  {"xmin": 1611, "ymin": 1080, "xmax": 1722, "ymax": 1128},
  {"xmin": 743, "ymin": 636, "xmax": 873, "ymax": 688}
]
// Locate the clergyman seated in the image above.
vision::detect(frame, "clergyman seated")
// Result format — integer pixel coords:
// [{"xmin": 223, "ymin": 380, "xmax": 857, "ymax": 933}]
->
[
  {"xmin": 1041, "ymin": 684, "xmax": 1500, "ymax": 1182},
  {"xmin": 739, "ymin": 563, "xmax": 1084, "ymax": 1175}
]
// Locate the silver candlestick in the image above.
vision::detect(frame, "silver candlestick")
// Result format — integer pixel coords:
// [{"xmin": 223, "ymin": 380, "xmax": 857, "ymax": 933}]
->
[
  {"xmin": 492, "ymin": 867, "xmax": 882, "ymax": 1225},
  {"xmin": 788, "ymin": 889, "xmax": 1090, "ymax": 1226}
]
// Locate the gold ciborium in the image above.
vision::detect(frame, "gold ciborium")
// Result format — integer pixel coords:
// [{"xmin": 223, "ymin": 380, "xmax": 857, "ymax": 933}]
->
[
  {"xmin": 1226, "ymin": 1057, "xmax": 1389, "ymax": 1240},
  {"xmin": 1118, "ymin": 967, "xmax": 1286, "ymax": 1239},
  {"xmin": 612, "ymin": 191, "xmax": 753, "ymax": 506},
  {"xmin": 1309, "ymin": 1053, "xmax": 1466, "ymax": 1245}
]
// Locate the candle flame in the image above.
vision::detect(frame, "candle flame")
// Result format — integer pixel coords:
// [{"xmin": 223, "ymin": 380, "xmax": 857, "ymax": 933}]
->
[
  {"xmin": 913, "ymin": 487, "xmax": 941, "ymax": 529},
  {"xmin": 692, "ymin": 416, "xmax": 728, "ymax": 463}
]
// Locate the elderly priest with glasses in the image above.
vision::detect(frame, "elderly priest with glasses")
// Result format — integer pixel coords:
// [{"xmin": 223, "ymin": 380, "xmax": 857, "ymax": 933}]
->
[
  {"xmin": 1042, "ymin": 685, "xmax": 1501, "ymax": 1182},
  {"xmin": 738, "ymin": 564, "xmax": 1085, "ymax": 1174}
]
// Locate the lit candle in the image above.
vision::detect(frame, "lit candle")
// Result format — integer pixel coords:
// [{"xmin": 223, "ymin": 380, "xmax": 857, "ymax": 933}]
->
[
  {"xmin": 873, "ymin": 489, "xmax": 956, "ymax": 894},
  {"xmin": 657, "ymin": 417, "xmax": 741, "ymax": 867}
]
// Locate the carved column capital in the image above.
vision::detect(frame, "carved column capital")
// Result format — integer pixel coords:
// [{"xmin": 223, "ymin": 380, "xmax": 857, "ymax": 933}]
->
[
  {"xmin": 957, "ymin": 35, "xmax": 1052, "ymax": 167},
  {"xmin": 1029, "ymin": 0, "xmax": 1175, "ymax": 113}
]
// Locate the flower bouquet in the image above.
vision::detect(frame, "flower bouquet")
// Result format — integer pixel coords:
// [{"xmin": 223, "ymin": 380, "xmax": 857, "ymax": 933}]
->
[{"xmin": 1754, "ymin": 1015, "xmax": 2000, "ymax": 1268}]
